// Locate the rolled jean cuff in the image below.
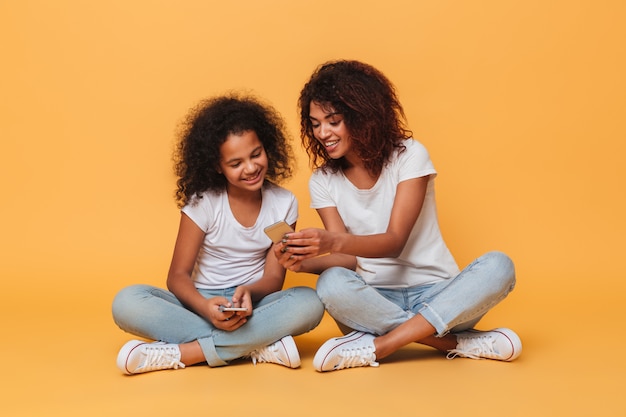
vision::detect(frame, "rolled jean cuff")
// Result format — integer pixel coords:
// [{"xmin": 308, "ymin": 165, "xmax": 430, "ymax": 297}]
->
[
  {"xmin": 419, "ymin": 303, "xmax": 448, "ymax": 337},
  {"xmin": 198, "ymin": 336, "xmax": 227, "ymax": 367}
]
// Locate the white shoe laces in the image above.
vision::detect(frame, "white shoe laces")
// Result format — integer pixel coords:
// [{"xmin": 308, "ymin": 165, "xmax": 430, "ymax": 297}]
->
[
  {"xmin": 141, "ymin": 344, "xmax": 185, "ymax": 372},
  {"xmin": 447, "ymin": 333, "xmax": 496, "ymax": 360},
  {"xmin": 336, "ymin": 345, "xmax": 379, "ymax": 369},
  {"xmin": 250, "ymin": 344, "xmax": 279, "ymax": 365}
]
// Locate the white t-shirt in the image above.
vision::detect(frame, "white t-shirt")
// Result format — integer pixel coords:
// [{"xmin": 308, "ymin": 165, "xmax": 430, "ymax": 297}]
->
[
  {"xmin": 182, "ymin": 182, "xmax": 298, "ymax": 289},
  {"xmin": 309, "ymin": 138, "xmax": 460, "ymax": 288}
]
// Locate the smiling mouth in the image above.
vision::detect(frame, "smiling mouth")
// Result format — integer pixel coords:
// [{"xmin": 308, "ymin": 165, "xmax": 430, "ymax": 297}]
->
[
  {"xmin": 243, "ymin": 171, "xmax": 262, "ymax": 183},
  {"xmin": 324, "ymin": 140, "xmax": 339, "ymax": 148}
]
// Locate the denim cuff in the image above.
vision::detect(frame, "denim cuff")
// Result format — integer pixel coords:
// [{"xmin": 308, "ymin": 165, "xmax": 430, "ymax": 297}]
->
[
  {"xmin": 197, "ymin": 336, "xmax": 228, "ymax": 367},
  {"xmin": 419, "ymin": 303, "xmax": 449, "ymax": 337}
]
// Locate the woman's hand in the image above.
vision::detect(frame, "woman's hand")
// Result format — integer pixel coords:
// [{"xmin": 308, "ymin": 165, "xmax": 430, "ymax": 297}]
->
[
  {"xmin": 272, "ymin": 226, "xmax": 358, "ymax": 274},
  {"xmin": 291, "ymin": 227, "xmax": 336, "ymax": 257},
  {"xmin": 275, "ymin": 228, "xmax": 334, "ymax": 262}
]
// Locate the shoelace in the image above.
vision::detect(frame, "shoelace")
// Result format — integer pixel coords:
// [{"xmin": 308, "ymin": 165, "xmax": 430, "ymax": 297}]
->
[
  {"xmin": 250, "ymin": 344, "xmax": 279, "ymax": 366},
  {"xmin": 142, "ymin": 345, "xmax": 185, "ymax": 371},
  {"xmin": 447, "ymin": 334, "xmax": 496, "ymax": 360},
  {"xmin": 335, "ymin": 346, "xmax": 379, "ymax": 369}
]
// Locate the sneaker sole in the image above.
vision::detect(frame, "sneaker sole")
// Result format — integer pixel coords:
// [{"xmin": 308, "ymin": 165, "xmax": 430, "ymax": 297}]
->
[
  {"xmin": 116, "ymin": 340, "xmax": 147, "ymax": 375},
  {"xmin": 313, "ymin": 331, "xmax": 367, "ymax": 372},
  {"xmin": 278, "ymin": 335, "xmax": 301, "ymax": 368}
]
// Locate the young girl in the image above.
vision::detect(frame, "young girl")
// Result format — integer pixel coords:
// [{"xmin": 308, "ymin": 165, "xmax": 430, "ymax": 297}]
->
[
  {"xmin": 275, "ymin": 60, "xmax": 522, "ymax": 372},
  {"xmin": 112, "ymin": 94, "xmax": 324, "ymax": 374}
]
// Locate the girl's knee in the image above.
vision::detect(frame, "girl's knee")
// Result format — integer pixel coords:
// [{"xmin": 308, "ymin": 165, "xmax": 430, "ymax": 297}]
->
[
  {"xmin": 291, "ymin": 286, "xmax": 324, "ymax": 314},
  {"xmin": 111, "ymin": 284, "xmax": 151, "ymax": 318},
  {"xmin": 284, "ymin": 286, "xmax": 325, "ymax": 329}
]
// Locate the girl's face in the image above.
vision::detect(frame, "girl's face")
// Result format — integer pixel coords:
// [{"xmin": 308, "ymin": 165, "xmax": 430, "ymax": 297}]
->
[
  {"xmin": 218, "ymin": 130, "xmax": 268, "ymax": 194},
  {"xmin": 309, "ymin": 101, "xmax": 353, "ymax": 160}
]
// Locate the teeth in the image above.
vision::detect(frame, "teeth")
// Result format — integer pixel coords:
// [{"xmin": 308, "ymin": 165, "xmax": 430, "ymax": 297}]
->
[{"xmin": 325, "ymin": 141, "xmax": 339, "ymax": 147}]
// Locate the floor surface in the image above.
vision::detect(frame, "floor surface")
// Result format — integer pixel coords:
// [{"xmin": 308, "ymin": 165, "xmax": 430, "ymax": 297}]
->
[{"xmin": 2, "ymin": 276, "xmax": 622, "ymax": 417}]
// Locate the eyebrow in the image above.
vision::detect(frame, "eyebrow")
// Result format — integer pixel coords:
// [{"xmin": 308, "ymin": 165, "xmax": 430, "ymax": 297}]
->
[
  {"xmin": 309, "ymin": 112, "xmax": 341, "ymax": 121},
  {"xmin": 223, "ymin": 146, "xmax": 263, "ymax": 164}
]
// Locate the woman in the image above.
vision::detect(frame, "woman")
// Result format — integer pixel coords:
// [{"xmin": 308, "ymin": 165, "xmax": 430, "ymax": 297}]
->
[{"xmin": 275, "ymin": 60, "xmax": 521, "ymax": 372}]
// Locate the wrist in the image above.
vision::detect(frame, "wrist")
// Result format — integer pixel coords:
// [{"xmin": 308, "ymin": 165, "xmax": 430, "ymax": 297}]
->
[{"xmin": 333, "ymin": 231, "xmax": 347, "ymax": 254}]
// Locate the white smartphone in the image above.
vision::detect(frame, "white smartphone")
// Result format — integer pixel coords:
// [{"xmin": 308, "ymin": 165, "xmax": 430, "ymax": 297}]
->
[
  {"xmin": 264, "ymin": 220, "xmax": 294, "ymax": 243},
  {"xmin": 219, "ymin": 306, "xmax": 248, "ymax": 312}
]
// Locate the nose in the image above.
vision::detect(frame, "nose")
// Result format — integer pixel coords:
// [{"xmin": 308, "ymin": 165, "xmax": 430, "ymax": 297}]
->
[
  {"xmin": 243, "ymin": 159, "xmax": 256, "ymax": 173},
  {"xmin": 317, "ymin": 123, "xmax": 331, "ymax": 139}
]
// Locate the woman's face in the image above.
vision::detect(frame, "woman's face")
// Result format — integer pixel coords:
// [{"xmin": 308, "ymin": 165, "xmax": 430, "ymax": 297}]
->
[
  {"xmin": 309, "ymin": 101, "xmax": 353, "ymax": 160},
  {"xmin": 218, "ymin": 130, "xmax": 268, "ymax": 194}
]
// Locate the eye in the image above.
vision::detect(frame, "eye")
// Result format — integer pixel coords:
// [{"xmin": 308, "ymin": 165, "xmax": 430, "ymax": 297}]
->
[{"xmin": 329, "ymin": 117, "xmax": 343, "ymax": 126}]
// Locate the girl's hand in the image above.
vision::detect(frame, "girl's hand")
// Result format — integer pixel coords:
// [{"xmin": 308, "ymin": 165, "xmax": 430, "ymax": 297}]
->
[
  {"xmin": 274, "ymin": 242, "xmax": 304, "ymax": 271},
  {"xmin": 205, "ymin": 296, "xmax": 248, "ymax": 331},
  {"xmin": 231, "ymin": 286, "xmax": 253, "ymax": 318}
]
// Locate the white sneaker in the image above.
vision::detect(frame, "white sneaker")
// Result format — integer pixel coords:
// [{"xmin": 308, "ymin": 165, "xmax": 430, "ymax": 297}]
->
[
  {"xmin": 447, "ymin": 328, "xmax": 522, "ymax": 361},
  {"xmin": 249, "ymin": 335, "xmax": 301, "ymax": 368},
  {"xmin": 313, "ymin": 331, "xmax": 379, "ymax": 372},
  {"xmin": 117, "ymin": 340, "xmax": 185, "ymax": 375}
]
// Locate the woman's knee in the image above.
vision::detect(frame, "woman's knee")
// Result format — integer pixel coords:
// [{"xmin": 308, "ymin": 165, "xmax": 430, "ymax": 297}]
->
[
  {"xmin": 483, "ymin": 251, "xmax": 516, "ymax": 291},
  {"xmin": 316, "ymin": 267, "xmax": 354, "ymax": 301}
]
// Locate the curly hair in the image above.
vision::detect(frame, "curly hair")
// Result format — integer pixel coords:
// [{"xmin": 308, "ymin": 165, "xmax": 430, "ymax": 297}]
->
[
  {"xmin": 298, "ymin": 60, "xmax": 412, "ymax": 177},
  {"xmin": 173, "ymin": 93, "xmax": 294, "ymax": 208}
]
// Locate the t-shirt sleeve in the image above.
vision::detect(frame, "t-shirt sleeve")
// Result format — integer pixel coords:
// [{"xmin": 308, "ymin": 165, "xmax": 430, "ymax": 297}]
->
[
  {"xmin": 284, "ymin": 191, "xmax": 299, "ymax": 225},
  {"xmin": 398, "ymin": 139, "xmax": 437, "ymax": 182},
  {"xmin": 309, "ymin": 170, "xmax": 336, "ymax": 209},
  {"xmin": 181, "ymin": 196, "xmax": 212, "ymax": 232}
]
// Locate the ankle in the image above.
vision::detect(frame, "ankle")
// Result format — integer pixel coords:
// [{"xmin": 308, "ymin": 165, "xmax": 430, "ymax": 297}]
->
[
  {"xmin": 179, "ymin": 341, "xmax": 205, "ymax": 366},
  {"xmin": 372, "ymin": 336, "xmax": 391, "ymax": 359}
]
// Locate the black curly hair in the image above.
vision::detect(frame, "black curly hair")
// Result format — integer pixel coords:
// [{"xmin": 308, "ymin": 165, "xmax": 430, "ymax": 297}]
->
[
  {"xmin": 298, "ymin": 60, "xmax": 412, "ymax": 177},
  {"xmin": 174, "ymin": 93, "xmax": 294, "ymax": 208}
]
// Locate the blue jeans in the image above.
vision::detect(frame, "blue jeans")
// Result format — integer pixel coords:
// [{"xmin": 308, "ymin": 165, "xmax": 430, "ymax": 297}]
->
[
  {"xmin": 112, "ymin": 285, "xmax": 324, "ymax": 367},
  {"xmin": 316, "ymin": 251, "xmax": 516, "ymax": 337}
]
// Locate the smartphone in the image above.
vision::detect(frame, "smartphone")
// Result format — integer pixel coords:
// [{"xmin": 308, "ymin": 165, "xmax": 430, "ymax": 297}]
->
[
  {"xmin": 264, "ymin": 220, "xmax": 294, "ymax": 243},
  {"xmin": 219, "ymin": 306, "xmax": 248, "ymax": 312}
]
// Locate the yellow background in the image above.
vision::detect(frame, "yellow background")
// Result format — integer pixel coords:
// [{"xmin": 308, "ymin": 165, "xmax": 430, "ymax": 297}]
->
[{"xmin": 1, "ymin": 0, "xmax": 624, "ymax": 416}]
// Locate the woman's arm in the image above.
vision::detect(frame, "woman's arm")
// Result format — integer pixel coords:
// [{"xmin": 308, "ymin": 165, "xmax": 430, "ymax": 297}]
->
[
  {"xmin": 298, "ymin": 208, "xmax": 357, "ymax": 273},
  {"xmin": 274, "ymin": 212, "xmax": 357, "ymax": 274},
  {"xmin": 284, "ymin": 176, "xmax": 429, "ymax": 260}
]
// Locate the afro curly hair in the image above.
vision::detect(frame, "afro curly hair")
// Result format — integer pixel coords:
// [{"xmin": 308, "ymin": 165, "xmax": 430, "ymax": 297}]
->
[{"xmin": 173, "ymin": 93, "xmax": 294, "ymax": 208}]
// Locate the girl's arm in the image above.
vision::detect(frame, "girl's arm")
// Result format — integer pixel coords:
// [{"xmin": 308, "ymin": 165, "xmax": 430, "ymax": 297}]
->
[
  {"xmin": 283, "ymin": 176, "xmax": 429, "ymax": 261},
  {"xmin": 166, "ymin": 213, "xmax": 235, "ymax": 327}
]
